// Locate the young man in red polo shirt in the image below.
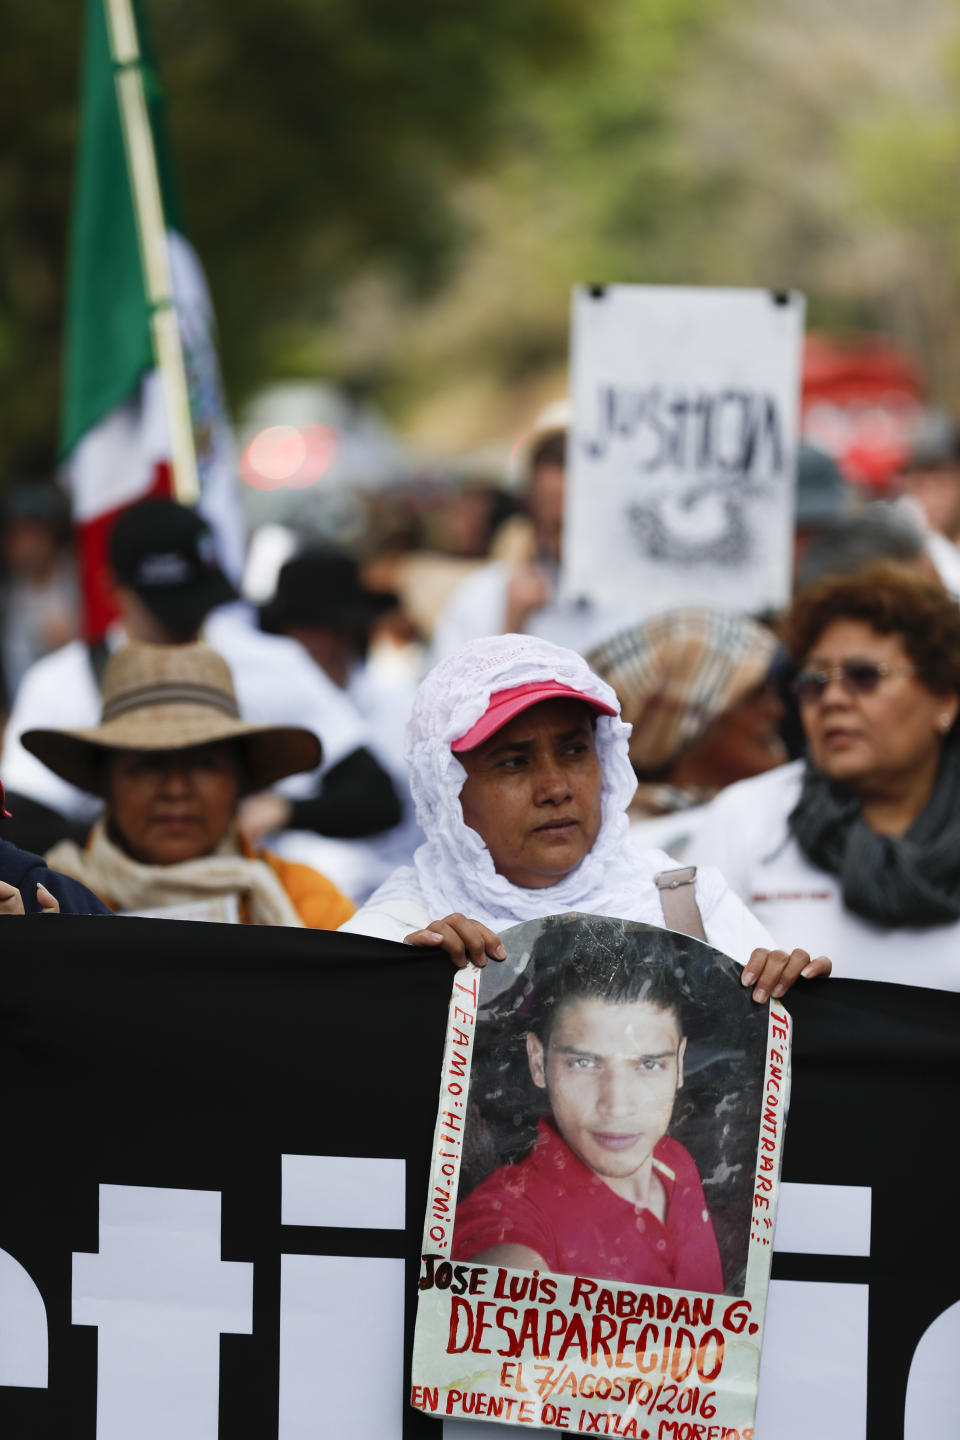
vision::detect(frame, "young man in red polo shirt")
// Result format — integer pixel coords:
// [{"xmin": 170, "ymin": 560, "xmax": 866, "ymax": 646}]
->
[{"xmin": 453, "ymin": 930, "xmax": 723, "ymax": 1293}]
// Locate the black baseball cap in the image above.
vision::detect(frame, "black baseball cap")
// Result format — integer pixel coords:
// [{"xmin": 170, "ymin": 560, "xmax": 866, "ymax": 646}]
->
[{"xmin": 109, "ymin": 499, "xmax": 238, "ymax": 637}]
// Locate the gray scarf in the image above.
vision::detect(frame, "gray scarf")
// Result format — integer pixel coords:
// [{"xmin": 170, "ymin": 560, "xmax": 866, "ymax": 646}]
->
[{"xmin": 788, "ymin": 744, "xmax": 960, "ymax": 928}]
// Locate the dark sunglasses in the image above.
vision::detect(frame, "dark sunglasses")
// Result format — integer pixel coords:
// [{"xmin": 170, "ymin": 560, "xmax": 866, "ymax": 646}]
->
[{"xmin": 791, "ymin": 659, "xmax": 916, "ymax": 705}]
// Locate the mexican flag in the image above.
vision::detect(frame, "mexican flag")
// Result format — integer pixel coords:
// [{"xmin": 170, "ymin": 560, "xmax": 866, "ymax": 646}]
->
[{"xmin": 63, "ymin": 0, "xmax": 245, "ymax": 640}]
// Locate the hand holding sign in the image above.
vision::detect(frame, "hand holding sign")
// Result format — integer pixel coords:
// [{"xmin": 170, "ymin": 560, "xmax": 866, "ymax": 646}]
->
[
  {"xmin": 505, "ymin": 563, "xmax": 552, "ymax": 633},
  {"xmin": 405, "ymin": 914, "xmax": 507, "ymax": 968},
  {"xmin": 741, "ymin": 946, "xmax": 831, "ymax": 1003}
]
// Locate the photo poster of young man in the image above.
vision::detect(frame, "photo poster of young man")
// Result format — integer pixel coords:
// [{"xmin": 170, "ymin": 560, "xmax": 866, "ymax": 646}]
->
[{"xmin": 412, "ymin": 913, "xmax": 790, "ymax": 1435}]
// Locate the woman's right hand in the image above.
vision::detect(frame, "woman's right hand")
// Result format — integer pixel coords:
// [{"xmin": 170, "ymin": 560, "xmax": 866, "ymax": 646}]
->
[
  {"xmin": 404, "ymin": 914, "xmax": 506, "ymax": 969},
  {"xmin": 237, "ymin": 792, "xmax": 293, "ymax": 847},
  {"xmin": 505, "ymin": 563, "xmax": 551, "ymax": 633}
]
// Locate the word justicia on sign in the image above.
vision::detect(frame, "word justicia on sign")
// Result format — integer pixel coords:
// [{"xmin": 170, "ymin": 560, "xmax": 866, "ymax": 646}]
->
[{"xmin": 578, "ymin": 385, "xmax": 786, "ymax": 478}]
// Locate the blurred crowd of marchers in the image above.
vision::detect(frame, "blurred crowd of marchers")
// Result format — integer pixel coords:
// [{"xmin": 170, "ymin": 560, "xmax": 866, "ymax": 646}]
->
[
  {"xmin": 4, "ymin": 393, "xmax": 960, "ymax": 953},
  {"xmin": 0, "ymin": 483, "xmax": 79, "ymax": 712}
]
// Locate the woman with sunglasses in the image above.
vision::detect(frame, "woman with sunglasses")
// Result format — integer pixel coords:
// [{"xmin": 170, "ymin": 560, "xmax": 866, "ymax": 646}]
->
[{"xmin": 690, "ymin": 562, "xmax": 960, "ymax": 988}]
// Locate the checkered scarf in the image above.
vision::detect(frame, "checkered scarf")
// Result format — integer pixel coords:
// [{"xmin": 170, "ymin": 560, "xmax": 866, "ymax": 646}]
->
[{"xmin": 588, "ymin": 609, "xmax": 778, "ymax": 778}]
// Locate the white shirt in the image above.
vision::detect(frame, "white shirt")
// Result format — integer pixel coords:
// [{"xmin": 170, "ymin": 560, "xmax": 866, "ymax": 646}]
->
[
  {"xmin": 628, "ymin": 804, "xmax": 711, "ymax": 863},
  {"xmin": 340, "ymin": 864, "xmax": 774, "ymax": 966},
  {"xmin": 896, "ymin": 495, "xmax": 960, "ymax": 599},
  {"xmin": 688, "ymin": 760, "xmax": 960, "ymax": 990},
  {"xmin": 0, "ymin": 605, "xmax": 370, "ymax": 821}
]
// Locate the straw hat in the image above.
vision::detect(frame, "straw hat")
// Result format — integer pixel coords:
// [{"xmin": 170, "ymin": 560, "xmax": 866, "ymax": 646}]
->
[{"xmin": 21, "ymin": 643, "xmax": 322, "ymax": 796}]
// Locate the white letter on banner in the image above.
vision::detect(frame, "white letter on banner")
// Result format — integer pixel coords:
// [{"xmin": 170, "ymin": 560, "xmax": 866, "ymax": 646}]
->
[
  {"xmin": 279, "ymin": 1155, "xmax": 405, "ymax": 1440},
  {"xmin": 905, "ymin": 1300, "xmax": 960, "ymax": 1437},
  {"xmin": 754, "ymin": 1182, "xmax": 871, "ymax": 1440},
  {"xmin": 0, "ymin": 1248, "xmax": 48, "ymax": 1388},
  {"xmin": 72, "ymin": 1184, "xmax": 252, "ymax": 1440}
]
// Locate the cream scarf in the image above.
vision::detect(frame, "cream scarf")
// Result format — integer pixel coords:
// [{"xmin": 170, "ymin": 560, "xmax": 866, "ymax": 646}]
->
[{"xmin": 47, "ymin": 821, "xmax": 305, "ymax": 927}]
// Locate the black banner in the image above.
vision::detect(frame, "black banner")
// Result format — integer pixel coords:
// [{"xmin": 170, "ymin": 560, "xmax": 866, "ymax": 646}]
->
[{"xmin": 0, "ymin": 917, "xmax": 958, "ymax": 1438}]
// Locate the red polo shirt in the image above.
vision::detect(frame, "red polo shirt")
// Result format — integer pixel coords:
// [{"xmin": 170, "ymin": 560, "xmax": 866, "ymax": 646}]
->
[{"xmin": 453, "ymin": 1118, "xmax": 723, "ymax": 1293}]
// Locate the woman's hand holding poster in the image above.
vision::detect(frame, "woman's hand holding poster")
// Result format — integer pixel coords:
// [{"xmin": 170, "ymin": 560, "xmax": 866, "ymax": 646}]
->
[{"xmin": 412, "ymin": 914, "xmax": 789, "ymax": 1435}]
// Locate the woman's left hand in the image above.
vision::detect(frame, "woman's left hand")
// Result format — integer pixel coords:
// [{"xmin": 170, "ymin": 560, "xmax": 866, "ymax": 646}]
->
[{"xmin": 741, "ymin": 948, "xmax": 831, "ymax": 1004}]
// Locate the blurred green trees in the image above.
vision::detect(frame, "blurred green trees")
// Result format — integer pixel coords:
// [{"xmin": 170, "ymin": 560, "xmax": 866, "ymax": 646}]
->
[
  {"xmin": 0, "ymin": 0, "xmax": 607, "ymax": 480},
  {"xmin": 0, "ymin": 4, "xmax": 83, "ymax": 479},
  {"xmin": 4, "ymin": 0, "xmax": 960, "ymax": 481},
  {"xmin": 377, "ymin": 0, "xmax": 960, "ymax": 450}
]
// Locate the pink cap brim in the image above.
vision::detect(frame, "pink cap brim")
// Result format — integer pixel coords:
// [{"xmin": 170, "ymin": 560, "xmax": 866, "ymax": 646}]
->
[{"xmin": 451, "ymin": 680, "xmax": 617, "ymax": 753}]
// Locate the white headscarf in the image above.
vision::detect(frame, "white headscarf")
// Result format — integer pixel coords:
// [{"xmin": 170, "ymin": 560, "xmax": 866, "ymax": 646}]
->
[{"xmin": 371, "ymin": 634, "xmax": 726, "ymax": 930}]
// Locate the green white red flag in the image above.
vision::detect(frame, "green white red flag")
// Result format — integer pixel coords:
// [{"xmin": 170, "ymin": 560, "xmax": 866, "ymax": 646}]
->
[{"xmin": 63, "ymin": 0, "xmax": 245, "ymax": 639}]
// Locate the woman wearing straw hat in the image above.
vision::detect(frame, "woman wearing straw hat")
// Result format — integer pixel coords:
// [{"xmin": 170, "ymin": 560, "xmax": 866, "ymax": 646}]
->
[{"xmin": 21, "ymin": 643, "xmax": 356, "ymax": 928}]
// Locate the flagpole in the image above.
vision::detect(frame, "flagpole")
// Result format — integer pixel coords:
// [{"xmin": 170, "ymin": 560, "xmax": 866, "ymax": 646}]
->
[{"xmin": 102, "ymin": 0, "xmax": 199, "ymax": 504}]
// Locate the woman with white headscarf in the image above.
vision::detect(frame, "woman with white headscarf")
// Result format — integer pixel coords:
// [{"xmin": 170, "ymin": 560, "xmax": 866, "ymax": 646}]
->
[{"xmin": 342, "ymin": 634, "xmax": 830, "ymax": 1001}]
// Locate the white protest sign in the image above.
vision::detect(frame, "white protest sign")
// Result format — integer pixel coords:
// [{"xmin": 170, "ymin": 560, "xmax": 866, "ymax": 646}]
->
[{"xmin": 564, "ymin": 285, "xmax": 805, "ymax": 617}]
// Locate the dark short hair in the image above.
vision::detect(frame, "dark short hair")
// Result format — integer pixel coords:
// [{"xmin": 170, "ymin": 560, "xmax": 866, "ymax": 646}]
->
[
  {"xmin": 530, "ymin": 431, "xmax": 566, "ymax": 473},
  {"xmin": 785, "ymin": 560, "xmax": 960, "ymax": 698},
  {"xmin": 525, "ymin": 915, "xmax": 685, "ymax": 1048}
]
